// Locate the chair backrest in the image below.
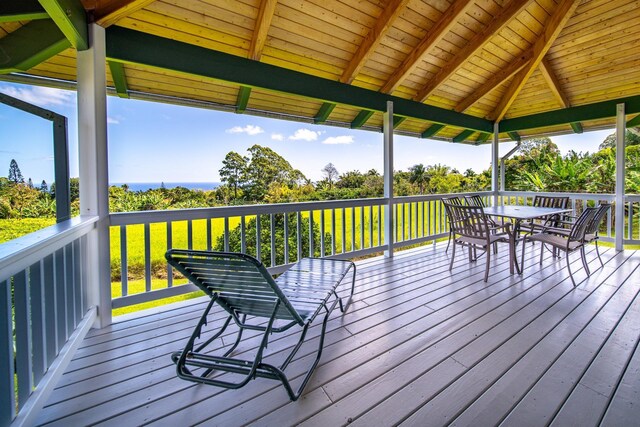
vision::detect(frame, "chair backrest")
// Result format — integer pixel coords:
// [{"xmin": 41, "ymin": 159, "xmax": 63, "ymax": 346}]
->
[
  {"xmin": 464, "ymin": 194, "xmax": 486, "ymax": 207},
  {"xmin": 444, "ymin": 202, "xmax": 491, "ymax": 239},
  {"xmin": 585, "ymin": 203, "xmax": 611, "ymax": 236},
  {"xmin": 533, "ymin": 195, "xmax": 570, "ymax": 209},
  {"xmin": 165, "ymin": 249, "xmax": 304, "ymax": 324},
  {"xmin": 568, "ymin": 207, "xmax": 598, "ymax": 241},
  {"xmin": 442, "ymin": 196, "xmax": 463, "ymax": 206}
]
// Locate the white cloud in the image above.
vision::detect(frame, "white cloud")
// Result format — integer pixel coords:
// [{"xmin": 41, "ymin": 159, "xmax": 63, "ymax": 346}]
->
[
  {"xmin": 107, "ymin": 117, "xmax": 120, "ymax": 124},
  {"xmin": 322, "ymin": 135, "xmax": 354, "ymax": 145},
  {"xmin": 289, "ymin": 128, "xmax": 321, "ymax": 141},
  {"xmin": 226, "ymin": 125, "xmax": 264, "ymax": 135},
  {"xmin": 271, "ymin": 133, "xmax": 284, "ymax": 141},
  {"xmin": 0, "ymin": 85, "xmax": 73, "ymax": 108}
]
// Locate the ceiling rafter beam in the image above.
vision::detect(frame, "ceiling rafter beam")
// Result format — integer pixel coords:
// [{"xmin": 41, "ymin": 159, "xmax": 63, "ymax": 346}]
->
[
  {"xmin": 106, "ymin": 27, "xmax": 493, "ymax": 132},
  {"xmin": 490, "ymin": 0, "xmax": 581, "ymax": 122},
  {"xmin": 453, "ymin": 129, "xmax": 475, "ymax": 142},
  {"xmin": 475, "ymin": 133, "xmax": 491, "ymax": 144},
  {"xmin": 340, "ymin": 0, "xmax": 410, "ymax": 84},
  {"xmin": 538, "ymin": 56, "xmax": 583, "ymax": 133},
  {"xmin": 421, "ymin": 124, "xmax": 445, "ymax": 138},
  {"xmin": 415, "ymin": 0, "xmax": 533, "ymax": 103},
  {"xmin": 382, "ymin": 0, "xmax": 475, "ymax": 95},
  {"xmin": 249, "ymin": 0, "xmax": 277, "ymax": 61},
  {"xmin": 627, "ymin": 114, "xmax": 640, "ymax": 128},
  {"xmin": 393, "ymin": 116, "xmax": 406, "ymax": 129},
  {"xmin": 236, "ymin": 86, "xmax": 252, "ymax": 113},
  {"xmin": 108, "ymin": 60, "xmax": 129, "ymax": 98},
  {"xmin": 0, "ymin": 0, "xmax": 48, "ymax": 22},
  {"xmin": 314, "ymin": 102, "xmax": 336, "ymax": 123},
  {"xmin": 508, "ymin": 131, "xmax": 521, "ymax": 141},
  {"xmin": 0, "ymin": 20, "xmax": 70, "ymax": 73},
  {"xmin": 94, "ymin": 0, "xmax": 156, "ymax": 27},
  {"xmin": 455, "ymin": 51, "xmax": 533, "ymax": 113},
  {"xmin": 351, "ymin": 110, "xmax": 374, "ymax": 128},
  {"xmin": 38, "ymin": 0, "xmax": 87, "ymax": 50}
]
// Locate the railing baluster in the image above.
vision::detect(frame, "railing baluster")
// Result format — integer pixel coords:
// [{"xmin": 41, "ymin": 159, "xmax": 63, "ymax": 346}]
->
[
  {"xmin": 167, "ymin": 222, "xmax": 173, "ymax": 288},
  {"xmin": 120, "ymin": 225, "xmax": 128, "ymax": 297},
  {"xmin": 360, "ymin": 206, "xmax": 364, "ymax": 250},
  {"xmin": 320, "ymin": 210, "xmax": 325, "ymax": 257},
  {"xmin": 187, "ymin": 220, "xmax": 193, "ymax": 250},
  {"xmin": 14, "ymin": 270, "xmax": 32, "ymax": 409},
  {"xmin": 30, "ymin": 261, "xmax": 46, "ymax": 384},
  {"xmin": 65, "ymin": 244, "xmax": 74, "ymax": 336},
  {"xmin": 351, "ymin": 207, "xmax": 355, "ymax": 252},
  {"xmin": 378, "ymin": 204, "xmax": 382, "ymax": 247},
  {"xmin": 224, "ymin": 217, "xmax": 230, "ymax": 252},
  {"xmin": 207, "ymin": 218, "xmax": 212, "ymax": 251},
  {"xmin": 368, "ymin": 205, "xmax": 373, "ymax": 248},
  {"xmin": 340, "ymin": 208, "xmax": 345, "ymax": 254},
  {"xmin": 308, "ymin": 211, "xmax": 314, "ymax": 257},
  {"xmin": 0, "ymin": 278, "xmax": 15, "ymax": 425},
  {"xmin": 333, "ymin": 209, "xmax": 338, "ymax": 255},
  {"xmin": 627, "ymin": 201, "xmax": 633, "ymax": 240},
  {"xmin": 73, "ymin": 240, "xmax": 82, "ymax": 319},
  {"xmin": 296, "ymin": 212, "xmax": 302, "ymax": 261},
  {"xmin": 270, "ymin": 214, "xmax": 276, "ymax": 267},
  {"xmin": 256, "ymin": 214, "xmax": 262, "ymax": 262},
  {"xmin": 144, "ymin": 223, "xmax": 151, "ymax": 293},
  {"xmin": 54, "ymin": 248, "xmax": 66, "ymax": 348},
  {"xmin": 241, "ymin": 216, "xmax": 247, "ymax": 254},
  {"xmin": 43, "ymin": 255, "xmax": 56, "ymax": 361},
  {"xmin": 284, "ymin": 212, "xmax": 289, "ymax": 264}
]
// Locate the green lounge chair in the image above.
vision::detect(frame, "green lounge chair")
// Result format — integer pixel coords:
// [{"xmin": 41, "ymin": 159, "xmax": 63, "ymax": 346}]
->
[{"xmin": 165, "ymin": 249, "xmax": 356, "ymax": 401}]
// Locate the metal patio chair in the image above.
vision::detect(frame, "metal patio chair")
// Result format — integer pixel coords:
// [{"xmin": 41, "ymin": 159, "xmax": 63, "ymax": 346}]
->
[
  {"xmin": 522, "ymin": 195, "xmax": 571, "ymax": 237},
  {"xmin": 520, "ymin": 206, "xmax": 597, "ymax": 286},
  {"xmin": 165, "ymin": 249, "xmax": 355, "ymax": 401},
  {"xmin": 443, "ymin": 201, "xmax": 514, "ymax": 282},
  {"xmin": 442, "ymin": 196, "xmax": 464, "ymax": 253}
]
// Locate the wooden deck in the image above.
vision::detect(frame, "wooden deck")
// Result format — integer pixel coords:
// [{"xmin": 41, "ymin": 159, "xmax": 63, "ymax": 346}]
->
[{"xmin": 35, "ymin": 242, "xmax": 640, "ymax": 426}]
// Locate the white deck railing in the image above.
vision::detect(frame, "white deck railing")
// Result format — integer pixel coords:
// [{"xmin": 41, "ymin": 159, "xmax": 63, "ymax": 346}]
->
[{"xmin": 0, "ymin": 216, "xmax": 98, "ymax": 427}]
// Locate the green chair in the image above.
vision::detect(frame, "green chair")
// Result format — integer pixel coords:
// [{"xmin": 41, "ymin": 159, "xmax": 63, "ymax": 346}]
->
[{"xmin": 165, "ymin": 249, "xmax": 356, "ymax": 401}]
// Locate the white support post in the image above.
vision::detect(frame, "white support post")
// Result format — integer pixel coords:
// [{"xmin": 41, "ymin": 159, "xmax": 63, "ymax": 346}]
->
[
  {"xmin": 615, "ymin": 103, "xmax": 626, "ymax": 251},
  {"xmin": 383, "ymin": 101, "xmax": 394, "ymax": 258},
  {"xmin": 492, "ymin": 121, "xmax": 500, "ymax": 206},
  {"xmin": 77, "ymin": 24, "xmax": 112, "ymax": 327}
]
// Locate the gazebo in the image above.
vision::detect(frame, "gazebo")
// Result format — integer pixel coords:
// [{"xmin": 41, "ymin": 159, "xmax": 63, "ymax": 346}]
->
[{"xmin": 1, "ymin": 0, "xmax": 639, "ymax": 425}]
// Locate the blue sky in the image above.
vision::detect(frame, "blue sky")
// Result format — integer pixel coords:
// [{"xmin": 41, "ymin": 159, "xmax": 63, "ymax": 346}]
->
[{"xmin": 0, "ymin": 81, "xmax": 612, "ymax": 185}]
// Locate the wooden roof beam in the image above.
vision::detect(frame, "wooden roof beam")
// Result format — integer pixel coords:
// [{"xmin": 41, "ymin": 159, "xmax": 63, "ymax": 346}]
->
[
  {"xmin": 38, "ymin": 0, "xmax": 88, "ymax": 50},
  {"xmin": 108, "ymin": 60, "xmax": 129, "ymax": 98},
  {"xmin": 381, "ymin": 0, "xmax": 475, "ymax": 94},
  {"xmin": 0, "ymin": 0, "xmax": 48, "ymax": 22},
  {"xmin": 415, "ymin": 0, "xmax": 533, "ymax": 103},
  {"xmin": 627, "ymin": 114, "xmax": 640, "ymax": 128},
  {"xmin": 249, "ymin": 0, "xmax": 277, "ymax": 61},
  {"xmin": 314, "ymin": 102, "xmax": 336, "ymax": 124},
  {"xmin": 93, "ymin": 0, "xmax": 156, "ymax": 27},
  {"xmin": 538, "ymin": 56, "xmax": 582, "ymax": 133},
  {"xmin": 235, "ymin": 86, "xmax": 251, "ymax": 113},
  {"xmin": 453, "ymin": 129, "xmax": 475, "ymax": 142},
  {"xmin": 455, "ymin": 50, "xmax": 532, "ymax": 113},
  {"xmin": 340, "ymin": 0, "xmax": 410, "ymax": 84},
  {"xmin": 490, "ymin": 0, "xmax": 581, "ymax": 122},
  {"xmin": 351, "ymin": 110, "xmax": 374, "ymax": 129},
  {"xmin": 421, "ymin": 123, "xmax": 445, "ymax": 138},
  {"xmin": 0, "ymin": 20, "xmax": 70, "ymax": 73}
]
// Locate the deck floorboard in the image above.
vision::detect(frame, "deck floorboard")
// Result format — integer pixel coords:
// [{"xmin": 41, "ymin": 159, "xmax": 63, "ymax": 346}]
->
[{"xmin": 35, "ymin": 243, "xmax": 640, "ymax": 426}]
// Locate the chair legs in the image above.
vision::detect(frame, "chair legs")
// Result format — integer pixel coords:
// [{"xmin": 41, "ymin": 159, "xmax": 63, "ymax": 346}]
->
[
  {"xmin": 566, "ymin": 252, "xmax": 577, "ymax": 287},
  {"xmin": 595, "ymin": 240, "xmax": 604, "ymax": 267},
  {"xmin": 484, "ymin": 246, "xmax": 491, "ymax": 282},
  {"xmin": 580, "ymin": 247, "xmax": 591, "ymax": 276}
]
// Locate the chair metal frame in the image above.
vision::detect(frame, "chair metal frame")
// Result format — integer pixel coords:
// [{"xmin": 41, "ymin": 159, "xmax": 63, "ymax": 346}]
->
[
  {"xmin": 443, "ymin": 202, "xmax": 515, "ymax": 282},
  {"xmin": 165, "ymin": 249, "xmax": 356, "ymax": 401},
  {"xmin": 523, "ymin": 195, "xmax": 571, "ymax": 237},
  {"xmin": 520, "ymin": 207, "xmax": 597, "ymax": 286},
  {"xmin": 442, "ymin": 196, "xmax": 464, "ymax": 253}
]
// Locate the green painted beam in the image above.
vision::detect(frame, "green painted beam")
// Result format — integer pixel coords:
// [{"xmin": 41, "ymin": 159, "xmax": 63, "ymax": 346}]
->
[
  {"xmin": 476, "ymin": 133, "xmax": 491, "ymax": 143},
  {"xmin": 508, "ymin": 131, "xmax": 521, "ymax": 141},
  {"xmin": 393, "ymin": 116, "xmax": 406, "ymax": 129},
  {"xmin": 314, "ymin": 102, "xmax": 335, "ymax": 123},
  {"xmin": 570, "ymin": 122, "xmax": 583, "ymax": 133},
  {"xmin": 236, "ymin": 86, "xmax": 251, "ymax": 113},
  {"xmin": 108, "ymin": 61, "xmax": 129, "ymax": 98},
  {"xmin": 453, "ymin": 129, "xmax": 475, "ymax": 143},
  {"xmin": 421, "ymin": 124, "xmax": 445, "ymax": 138},
  {"xmin": 105, "ymin": 27, "xmax": 494, "ymax": 133},
  {"xmin": 351, "ymin": 110, "xmax": 374, "ymax": 128},
  {"xmin": 0, "ymin": 20, "xmax": 70, "ymax": 74},
  {"xmin": 627, "ymin": 114, "xmax": 640, "ymax": 128},
  {"xmin": 0, "ymin": 0, "xmax": 48, "ymax": 22},
  {"xmin": 500, "ymin": 95, "xmax": 640, "ymax": 133},
  {"xmin": 38, "ymin": 0, "xmax": 87, "ymax": 50}
]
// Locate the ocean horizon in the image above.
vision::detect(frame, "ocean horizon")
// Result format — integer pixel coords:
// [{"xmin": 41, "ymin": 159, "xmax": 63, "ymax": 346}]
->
[{"xmin": 111, "ymin": 182, "xmax": 221, "ymax": 192}]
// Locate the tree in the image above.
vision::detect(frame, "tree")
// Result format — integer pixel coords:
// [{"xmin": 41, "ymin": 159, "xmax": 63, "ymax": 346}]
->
[
  {"xmin": 599, "ymin": 130, "xmax": 640, "ymax": 150},
  {"xmin": 409, "ymin": 164, "xmax": 428, "ymax": 194},
  {"xmin": 321, "ymin": 163, "xmax": 339, "ymax": 189},
  {"xmin": 219, "ymin": 151, "xmax": 247, "ymax": 199},
  {"xmin": 39, "ymin": 180, "xmax": 48, "ymax": 193},
  {"xmin": 27, "ymin": 178, "xmax": 33, "ymax": 189},
  {"xmin": 8, "ymin": 159, "xmax": 24, "ymax": 183},
  {"xmin": 242, "ymin": 145, "xmax": 304, "ymax": 200}
]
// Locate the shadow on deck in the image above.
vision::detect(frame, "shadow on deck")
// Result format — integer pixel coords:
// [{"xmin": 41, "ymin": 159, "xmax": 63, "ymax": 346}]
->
[{"xmin": 36, "ymin": 242, "xmax": 640, "ymax": 426}]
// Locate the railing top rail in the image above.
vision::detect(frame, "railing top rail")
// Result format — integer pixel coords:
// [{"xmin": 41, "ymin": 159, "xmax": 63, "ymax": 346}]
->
[
  {"xmin": 0, "ymin": 215, "xmax": 98, "ymax": 280},
  {"xmin": 110, "ymin": 197, "xmax": 388, "ymax": 226},
  {"xmin": 499, "ymin": 190, "xmax": 616, "ymax": 200},
  {"xmin": 394, "ymin": 191, "xmax": 492, "ymax": 203}
]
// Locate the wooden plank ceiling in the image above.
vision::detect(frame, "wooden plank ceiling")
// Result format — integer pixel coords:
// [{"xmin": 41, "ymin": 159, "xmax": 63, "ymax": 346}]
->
[{"xmin": 1, "ymin": 0, "xmax": 640, "ymax": 144}]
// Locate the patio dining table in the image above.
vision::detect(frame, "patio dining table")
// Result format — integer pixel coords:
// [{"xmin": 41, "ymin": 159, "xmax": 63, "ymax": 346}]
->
[{"xmin": 482, "ymin": 205, "xmax": 572, "ymax": 274}]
